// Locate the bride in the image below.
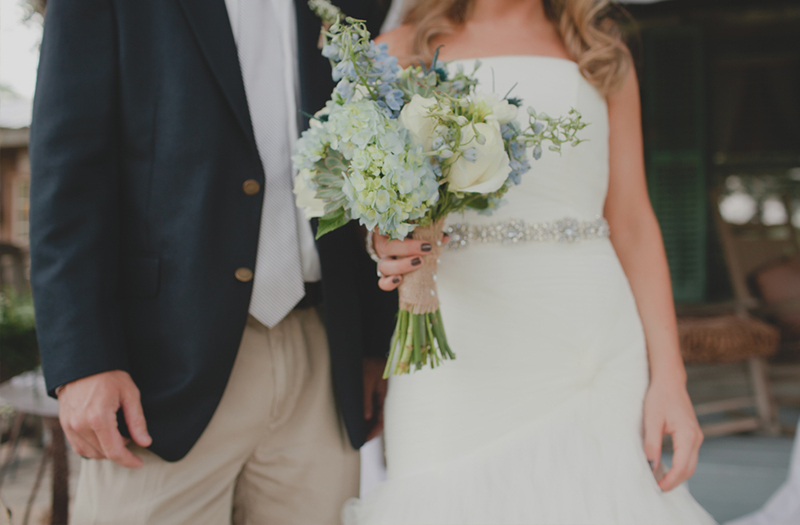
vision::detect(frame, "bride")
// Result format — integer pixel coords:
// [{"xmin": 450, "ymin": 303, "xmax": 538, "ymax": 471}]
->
[{"xmin": 348, "ymin": 0, "xmax": 717, "ymax": 524}]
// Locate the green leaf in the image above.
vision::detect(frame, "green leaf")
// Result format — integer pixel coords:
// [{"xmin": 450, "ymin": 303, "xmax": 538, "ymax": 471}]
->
[
  {"xmin": 465, "ymin": 197, "xmax": 490, "ymax": 211},
  {"xmin": 323, "ymin": 199, "xmax": 345, "ymax": 215},
  {"xmin": 315, "ymin": 208, "xmax": 350, "ymax": 239},
  {"xmin": 317, "ymin": 188, "xmax": 343, "ymax": 199},
  {"xmin": 322, "ymin": 150, "xmax": 347, "ymax": 170}
]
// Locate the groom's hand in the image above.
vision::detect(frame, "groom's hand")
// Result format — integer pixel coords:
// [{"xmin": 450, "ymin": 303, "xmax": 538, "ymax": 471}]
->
[
  {"xmin": 58, "ymin": 370, "xmax": 152, "ymax": 469},
  {"xmin": 363, "ymin": 357, "xmax": 388, "ymax": 441}
]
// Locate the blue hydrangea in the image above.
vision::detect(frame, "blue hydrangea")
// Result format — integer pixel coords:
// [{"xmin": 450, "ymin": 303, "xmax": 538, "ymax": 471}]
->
[{"xmin": 297, "ymin": 99, "xmax": 438, "ymax": 238}]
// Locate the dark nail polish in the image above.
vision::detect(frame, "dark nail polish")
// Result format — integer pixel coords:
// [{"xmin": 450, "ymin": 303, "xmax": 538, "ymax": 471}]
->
[
  {"xmin": 421, "ymin": 243, "xmax": 432, "ymax": 252},
  {"xmin": 392, "ymin": 276, "xmax": 401, "ymax": 284},
  {"xmin": 411, "ymin": 257, "xmax": 422, "ymax": 266}
]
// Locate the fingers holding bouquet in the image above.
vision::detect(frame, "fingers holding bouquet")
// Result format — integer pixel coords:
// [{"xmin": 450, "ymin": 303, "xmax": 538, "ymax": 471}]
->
[{"xmin": 373, "ymin": 232, "xmax": 449, "ymax": 291}]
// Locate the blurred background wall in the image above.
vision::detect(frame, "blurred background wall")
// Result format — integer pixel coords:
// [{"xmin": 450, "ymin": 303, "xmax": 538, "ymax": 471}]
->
[{"xmin": 625, "ymin": 0, "xmax": 800, "ymax": 305}]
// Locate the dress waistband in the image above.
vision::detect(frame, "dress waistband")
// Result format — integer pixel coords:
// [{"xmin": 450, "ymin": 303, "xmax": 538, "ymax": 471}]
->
[{"xmin": 444, "ymin": 217, "xmax": 610, "ymax": 250}]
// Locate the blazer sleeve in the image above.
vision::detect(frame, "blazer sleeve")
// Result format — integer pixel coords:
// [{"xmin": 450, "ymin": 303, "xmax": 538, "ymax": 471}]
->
[
  {"xmin": 356, "ymin": 237, "xmax": 399, "ymax": 359},
  {"xmin": 29, "ymin": 0, "xmax": 128, "ymax": 396}
]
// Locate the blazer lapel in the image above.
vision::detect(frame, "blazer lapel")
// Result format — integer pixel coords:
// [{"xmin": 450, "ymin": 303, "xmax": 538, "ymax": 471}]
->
[{"xmin": 176, "ymin": 0, "xmax": 257, "ymax": 152}]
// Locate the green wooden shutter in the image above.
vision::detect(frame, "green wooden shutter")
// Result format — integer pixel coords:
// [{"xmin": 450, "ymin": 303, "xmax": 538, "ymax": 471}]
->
[{"xmin": 642, "ymin": 26, "xmax": 708, "ymax": 303}]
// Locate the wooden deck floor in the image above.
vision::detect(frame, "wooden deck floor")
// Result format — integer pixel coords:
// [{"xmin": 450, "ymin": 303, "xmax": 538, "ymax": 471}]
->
[
  {"xmin": 669, "ymin": 425, "xmax": 796, "ymax": 523},
  {"xmin": 0, "ymin": 361, "xmax": 797, "ymax": 524}
]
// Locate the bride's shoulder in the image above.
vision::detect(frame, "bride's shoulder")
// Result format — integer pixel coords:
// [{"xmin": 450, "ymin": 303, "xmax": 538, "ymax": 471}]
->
[{"xmin": 375, "ymin": 24, "xmax": 417, "ymax": 67}]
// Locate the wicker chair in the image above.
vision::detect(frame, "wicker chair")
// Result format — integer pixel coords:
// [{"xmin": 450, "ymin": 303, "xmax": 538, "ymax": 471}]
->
[
  {"xmin": 676, "ymin": 189, "xmax": 788, "ymax": 437},
  {"xmin": 678, "ymin": 315, "xmax": 780, "ymax": 436}
]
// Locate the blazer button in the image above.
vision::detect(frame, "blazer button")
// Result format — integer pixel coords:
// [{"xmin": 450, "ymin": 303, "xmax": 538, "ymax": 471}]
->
[
  {"xmin": 235, "ymin": 268, "xmax": 254, "ymax": 282},
  {"xmin": 243, "ymin": 180, "xmax": 261, "ymax": 195}
]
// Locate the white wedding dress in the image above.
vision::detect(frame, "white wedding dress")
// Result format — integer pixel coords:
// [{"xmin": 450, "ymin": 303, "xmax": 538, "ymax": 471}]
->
[{"xmin": 344, "ymin": 56, "xmax": 717, "ymax": 525}]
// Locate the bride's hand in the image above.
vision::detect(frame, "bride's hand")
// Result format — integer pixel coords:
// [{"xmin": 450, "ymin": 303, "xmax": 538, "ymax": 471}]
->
[
  {"xmin": 642, "ymin": 378, "xmax": 704, "ymax": 492},
  {"xmin": 372, "ymin": 231, "xmax": 446, "ymax": 292}
]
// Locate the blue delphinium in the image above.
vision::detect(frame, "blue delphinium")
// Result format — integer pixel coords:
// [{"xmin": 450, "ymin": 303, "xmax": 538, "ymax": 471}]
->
[
  {"xmin": 371, "ymin": 42, "xmax": 401, "ymax": 82},
  {"xmin": 501, "ymin": 122, "xmax": 532, "ymax": 187},
  {"xmin": 322, "ymin": 42, "xmax": 341, "ymax": 60},
  {"xmin": 332, "ymin": 59, "xmax": 356, "ymax": 82},
  {"xmin": 463, "ymin": 147, "xmax": 479, "ymax": 163},
  {"xmin": 335, "ymin": 79, "xmax": 355, "ymax": 101},
  {"xmin": 379, "ymin": 82, "xmax": 405, "ymax": 113},
  {"xmin": 323, "ymin": 22, "xmax": 403, "ymax": 118}
]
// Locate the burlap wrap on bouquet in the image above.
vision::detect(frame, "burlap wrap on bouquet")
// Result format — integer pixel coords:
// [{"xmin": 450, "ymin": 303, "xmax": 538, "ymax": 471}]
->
[{"xmin": 398, "ymin": 220, "xmax": 444, "ymax": 315}]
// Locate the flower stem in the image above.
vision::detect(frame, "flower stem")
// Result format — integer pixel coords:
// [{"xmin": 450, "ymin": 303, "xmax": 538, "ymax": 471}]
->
[
  {"xmin": 382, "ymin": 313, "xmax": 404, "ymax": 379},
  {"xmin": 385, "ymin": 309, "xmax": 455, "ymax": 375}
]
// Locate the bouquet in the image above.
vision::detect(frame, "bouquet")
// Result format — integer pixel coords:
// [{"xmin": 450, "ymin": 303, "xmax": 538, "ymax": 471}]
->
[{"xmin": 293, "ymin": 0, "xmax": 587, "ymax": 377}]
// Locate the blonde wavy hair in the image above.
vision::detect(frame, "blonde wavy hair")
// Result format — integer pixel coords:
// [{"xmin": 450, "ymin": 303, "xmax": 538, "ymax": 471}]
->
[{"xmin": 403, "ymin": 0, "xmax": 632, "ymax": 96}]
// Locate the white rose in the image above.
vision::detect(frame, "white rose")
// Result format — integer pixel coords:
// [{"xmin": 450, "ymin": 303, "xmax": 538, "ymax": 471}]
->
[
  {"xmin": 293, "ymin": 169, "xmax": 326, "ymax": 219},
  {"xmin": 398, "ymin": 94, "xmax": 439, "ymax": 150},
  {"xmin": 448, "ymin": 122, "xmax": 511, "ymax": 194},
  {"xmin": 472, "ymin": 91, "xmax": 518, "ymax": 125}
]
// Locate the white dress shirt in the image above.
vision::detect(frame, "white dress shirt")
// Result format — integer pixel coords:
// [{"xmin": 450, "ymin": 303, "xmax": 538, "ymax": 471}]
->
[{"xmin": 225, "ymin": 0, "xmax": 322, "ymax": 285}]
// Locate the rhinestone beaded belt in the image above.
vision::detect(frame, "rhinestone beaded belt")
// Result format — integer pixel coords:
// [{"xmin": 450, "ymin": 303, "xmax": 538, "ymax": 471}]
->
[{"xmin": 444, "ymin": 217, "xmax": 610, "ymax": 250}]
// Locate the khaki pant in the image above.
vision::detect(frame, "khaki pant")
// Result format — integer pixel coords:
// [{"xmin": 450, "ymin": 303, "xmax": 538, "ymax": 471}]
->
[{"xmin": 72, "ymin": 310, "xmax": 359, "ymax": 525}]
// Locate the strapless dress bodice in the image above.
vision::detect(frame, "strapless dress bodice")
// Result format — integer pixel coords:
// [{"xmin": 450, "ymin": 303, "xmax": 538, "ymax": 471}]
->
[{"xmin": 447, "ymin": 55, "xmax": 609, "ymax": 226}]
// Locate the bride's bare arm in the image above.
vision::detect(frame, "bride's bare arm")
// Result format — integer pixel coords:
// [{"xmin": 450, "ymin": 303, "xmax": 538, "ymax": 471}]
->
[
  {"xmin": 605, "ymin": 72, "xmax": 685, "ymax": 393},
  {"xmin": 604, "ymin": 70, "xmax": 703, "ymax": 492}
]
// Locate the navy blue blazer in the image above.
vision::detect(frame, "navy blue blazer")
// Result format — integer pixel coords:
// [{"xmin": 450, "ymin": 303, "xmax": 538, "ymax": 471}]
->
[{"xmin": 29, "ymin": 0, "xmax": 396, "ymax": 461}]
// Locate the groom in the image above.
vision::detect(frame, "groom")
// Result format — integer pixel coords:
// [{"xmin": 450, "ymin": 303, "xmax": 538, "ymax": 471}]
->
[{"xmin": 29, "ymin": 0, "xmax": 394, "ymax": 523}]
